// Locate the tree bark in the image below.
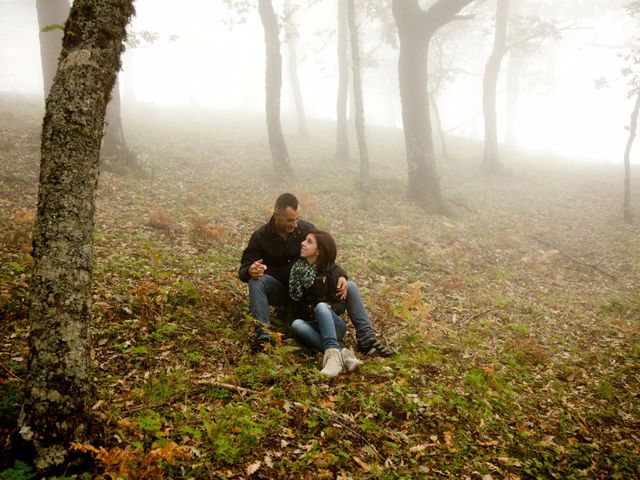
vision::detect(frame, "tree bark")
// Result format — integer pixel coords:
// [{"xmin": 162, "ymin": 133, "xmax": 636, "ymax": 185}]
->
[
  {"xmin": 623, "ymin": 91, "xmax": 640, "ymax": 223},
  {"xmin": 392, "ymin": 0, "xmax": 473, "ymax": 213},
  {"xmin": 347, "ymin": 0, "xmax": 369, "ymax": 190},
  {"xmin": 482, "ymin": 0, "xmax": 510, "ymax": 172},
  {"xmin": 335, "ymin": 0, "xmax": 350, "ymax": 162},
  {"xmin": 19, "ymin": 0, "xmax": 135, "ymax": 471},
  {"xmin": 258, "ymin": 0, "xmax": 292, "ymax": 174},
  {"xmin": 36, "ymin": 0, "xmax": 70, "ymax": 99},
  {"xmin": 284, "ymin": 0, "xmax": 309, "ymax": 139}
]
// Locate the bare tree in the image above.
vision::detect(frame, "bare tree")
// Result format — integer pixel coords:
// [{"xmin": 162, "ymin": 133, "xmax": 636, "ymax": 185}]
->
[
  {"xmin": 505, "ymin": 46, "xmax": 524, "ymax": 147},
  {"xmin": 284, "ymin": 0, "xmax": 309, "ymax": 138},
  {"xmin": 623, "ymin": 92, "xmax": 639, "ymax": 223},
  {"xmin": 102, "ymin": 76, "xmax": 135, "ymax": 170},
  {"xmin": 258, "ymin": 0, "xmax": 292, "ymax": 174},
  {"xmin": 19, "ymin": 0, "xmax": 135, "ymax": 471},
  {"xmin": 392, "ymin": 0, "xmax": 474, "ymax": 213},
  {"xmin": 36, "ymin": 0, "xmax": 70, "ymax": 99},
  {"xmin": 335, "ymin": 0, "xmax": 350, "ymax": 162},
  {"xmin": 348, "ymin": 0, "xmax": 369, "ymax": 190},
  {"xmin": 481, "ymin": 0, "xmax": 509, "ymax": 173},
  {"xmin": 621, "ymin": 1, "xmax": 640, "ymax": 223}
]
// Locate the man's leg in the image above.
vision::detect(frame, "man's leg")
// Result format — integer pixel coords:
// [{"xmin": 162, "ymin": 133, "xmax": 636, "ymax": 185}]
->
[
  {"xmin": 346, "ymin": 281, "xmax": 395, "ymax": 357},
  {"xmin": 248, "ymin": 274, "xmax": 288, "ymax": 344}
]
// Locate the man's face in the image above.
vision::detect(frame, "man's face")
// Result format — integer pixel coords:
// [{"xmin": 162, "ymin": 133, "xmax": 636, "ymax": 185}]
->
[{"xmin": 274, "ymin": 206, "xmax": 300, "ymax": 235}]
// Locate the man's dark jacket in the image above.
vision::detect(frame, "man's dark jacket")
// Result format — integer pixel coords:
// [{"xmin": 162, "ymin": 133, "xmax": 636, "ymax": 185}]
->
[{"xmin": 238, "ymin": 216, "xmax": 315, "ymax": 285}]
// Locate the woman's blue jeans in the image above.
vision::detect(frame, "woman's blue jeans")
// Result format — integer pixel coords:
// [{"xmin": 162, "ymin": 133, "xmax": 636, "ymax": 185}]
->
[
  {"xmin": 291, "ymin": 302, "xmax": 346, "ymax": 352},
  {"xmin": 248, "ymin": 275, "xmax": 375, "ymax": 348}
]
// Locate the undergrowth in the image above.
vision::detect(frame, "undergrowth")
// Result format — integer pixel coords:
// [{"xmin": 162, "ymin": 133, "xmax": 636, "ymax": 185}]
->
[{"xmin": 1, "ymin": 98, "xmax": 639, "ymax": 478}]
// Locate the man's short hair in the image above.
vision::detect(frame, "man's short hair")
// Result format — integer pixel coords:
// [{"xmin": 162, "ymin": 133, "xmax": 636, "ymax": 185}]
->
[{"xmin": 275, "ymin": 193, "xmax": 299, "ymax": 212}]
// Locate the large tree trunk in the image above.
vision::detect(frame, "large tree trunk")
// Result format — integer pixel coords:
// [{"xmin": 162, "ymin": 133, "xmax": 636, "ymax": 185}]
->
[
  {"xmin": 623, "ymin": 91, "xmax": 640, "ymax": 223},
  {"xmin": 284, "ymin": 0, "xmax": 309, "ymax": 139},
  {"xmin": 19, "ymin": 0, "xmax": 135, "ymax": 471},
  {"xmin": 392, "ymin": 0, "xmax": 472, "ymax": 213},
  {"xmin": 38, "ymin": 0, "xmax": 134, "ymax": 173},
  {"xmin": 347, "ymin": 0, "xmax": 369, "ymax": 190},
  {"xmin": 482, "ymin": 0, "xmax": 509, "ymax": 172},
  {"xmin": 335, "ymin": 0, "xmax": 350, "ymax": 162},
  {"xmin": 36, "ymin": 0, "xmax": 70, "ymax": 99},
  {"xmin": 258, "ymin": 0, "xmax": 292, "ymax": 174}
]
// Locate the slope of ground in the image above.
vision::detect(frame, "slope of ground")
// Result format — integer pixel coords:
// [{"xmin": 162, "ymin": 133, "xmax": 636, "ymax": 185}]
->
[{"xmin": 1, "ymin": 97, "xmax": 639, "ymax": 479}]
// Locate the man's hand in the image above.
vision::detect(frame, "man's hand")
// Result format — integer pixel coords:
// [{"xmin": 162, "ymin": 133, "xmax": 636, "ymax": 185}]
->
[
  {"xmin": 336, "ymin": 276, "xmax": 348, "ymax": 300},
  {"xmin": 249, "ymin": 259, "xmax": 267, "ymax": 279}
]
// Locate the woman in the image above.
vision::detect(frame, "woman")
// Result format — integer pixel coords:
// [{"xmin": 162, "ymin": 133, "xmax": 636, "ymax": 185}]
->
[{"xmin": 289, "ymin": 229, "xmax": 363, "ymax": 378}]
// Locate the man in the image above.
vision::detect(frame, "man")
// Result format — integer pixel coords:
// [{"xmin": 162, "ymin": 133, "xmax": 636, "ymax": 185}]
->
[{"xmin": 239, "ymin": 193, "xmax": 394, "ymax": 356}]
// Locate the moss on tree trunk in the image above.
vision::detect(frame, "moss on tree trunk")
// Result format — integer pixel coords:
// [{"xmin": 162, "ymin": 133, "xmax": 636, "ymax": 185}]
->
[{"xmin": 20, "ymin": 0, "xmax": 135, "ymax": 471}]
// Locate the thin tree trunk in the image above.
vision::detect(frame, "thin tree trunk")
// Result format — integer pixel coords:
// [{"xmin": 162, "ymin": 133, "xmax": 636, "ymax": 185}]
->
[
  {"xmin": 505, "ymin": 47, "xmax": 523, "ymax": 147},
  {"xmin": 36, "ymin": 0, "xmax": 70, "ymax": 99},
  {"xmin": 430, "ymin": 92, "xmax": 450, "ymax": 161},
  {"xmin": 19, "ymin": 0, "xmax": 135, "ymax": 471},
  {"xmin": 102, "ymin": 76, "xmax": 141, "ymax": 174},
  {"xmin": 335, "ymin": 0, "xmax": 350, "ymax": 162},
  {"xmin": 347, "ymin": 0, "xmax": 369, "ymax": 190},
  {"xmin": 623, "ymin": 91, "xmax": 640, "ymax": 223},
  {"xmin": 482, "ymin": 0, "xmax": 509, "ymax": 173},
  {"xmin": 284, "ymin": 0, "xmax": 309, "ymax": 139},
  {"xmin": 258, "ymin": 0, "xmax": 292, "ymax": 174},
  {"xmin": 430, "ymin": 39, "xmax": 450, "ymax": 161},
  {"xmin": 102, "ymin": 77, "xmax": 129, "ymax": 158},
  {"xmin": 393, "ymin": 0, "xmax": 472, "ymax": 213}
]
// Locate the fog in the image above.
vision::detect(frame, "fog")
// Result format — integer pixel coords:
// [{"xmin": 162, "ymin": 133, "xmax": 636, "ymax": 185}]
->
[{"xmin": 0, "ymin": 0, "xmax": 637, "ymax": 163}]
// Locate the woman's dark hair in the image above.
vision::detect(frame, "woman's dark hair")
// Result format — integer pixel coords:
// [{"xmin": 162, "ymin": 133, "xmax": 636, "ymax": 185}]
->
[{"xmin": 308, "ymin": 229, "xmax": 337, "ymax": 270}]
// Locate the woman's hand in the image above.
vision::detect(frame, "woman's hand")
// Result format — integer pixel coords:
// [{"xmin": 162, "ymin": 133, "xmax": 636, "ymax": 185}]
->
[{"xmin": 336, "ymin": 276, "xmax": 348, "ymax": 300}]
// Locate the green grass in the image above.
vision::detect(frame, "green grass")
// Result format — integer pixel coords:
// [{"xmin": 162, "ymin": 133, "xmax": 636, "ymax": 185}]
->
[{"xmin": 0, "ymin": 99, "xmax": 639, "ymax": 478}]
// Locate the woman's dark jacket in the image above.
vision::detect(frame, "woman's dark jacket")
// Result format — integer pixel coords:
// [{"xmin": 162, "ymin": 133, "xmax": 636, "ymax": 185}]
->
[{"xmin": 295, "ymin": 261, "xmax": 347, "ymax": 320}]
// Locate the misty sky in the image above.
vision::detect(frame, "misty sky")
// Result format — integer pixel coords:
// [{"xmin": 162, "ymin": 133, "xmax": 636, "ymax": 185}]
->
[{"xmin": 0, "ymin": 0, "xmax": 637, "ymax": 163}]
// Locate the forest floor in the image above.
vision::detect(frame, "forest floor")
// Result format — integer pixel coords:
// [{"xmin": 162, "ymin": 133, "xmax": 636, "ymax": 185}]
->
[{"xmin": 1, "ymin": 96, "xmax": 639, "ymax": 479}]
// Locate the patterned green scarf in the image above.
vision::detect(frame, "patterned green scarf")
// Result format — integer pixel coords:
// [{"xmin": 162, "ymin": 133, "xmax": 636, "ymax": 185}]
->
[{"xmin": 289, "ymin": 259, "xmax": 317, "ymax": 301}]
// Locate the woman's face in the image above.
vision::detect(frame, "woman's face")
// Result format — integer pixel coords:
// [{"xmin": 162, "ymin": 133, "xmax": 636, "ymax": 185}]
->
[{"xmin": 300, "ymin": 233, "xmax": 319, "ymax": 261}]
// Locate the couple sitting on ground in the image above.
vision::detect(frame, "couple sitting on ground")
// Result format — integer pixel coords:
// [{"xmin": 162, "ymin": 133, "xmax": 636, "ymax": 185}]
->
[{"xmin": 239, "ymin": 193, "xmax": 394, "ymax": 378}]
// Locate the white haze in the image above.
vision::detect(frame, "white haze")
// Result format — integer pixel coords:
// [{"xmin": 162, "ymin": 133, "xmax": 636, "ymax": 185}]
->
[{"xmin": 0, "ymin": 0, "xmax": 637, "ymax": 164}]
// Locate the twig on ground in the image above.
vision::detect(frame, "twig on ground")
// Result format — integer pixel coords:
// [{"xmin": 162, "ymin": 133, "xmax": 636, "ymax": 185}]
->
[
  {"xmin": 0, "ymin": 363, "xmax": 23, "ymax": 382},
  {"xmin": 530, "ymin": 235, "xmax": 617, "ymax": 279},
  {"xmin": 122, "ymin": 402, "xmax": 169, "ymax": 414},
  {"xmin": 216, "ymin": 339, "xmax": 246, "ymax": 401},
  {"xmin": 459, "ymin": 308, "xmax": 495, "ymax": 325},
  {"xmin": 195, "ymin": 380, "xmax": 251, "ymax": 395}
]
